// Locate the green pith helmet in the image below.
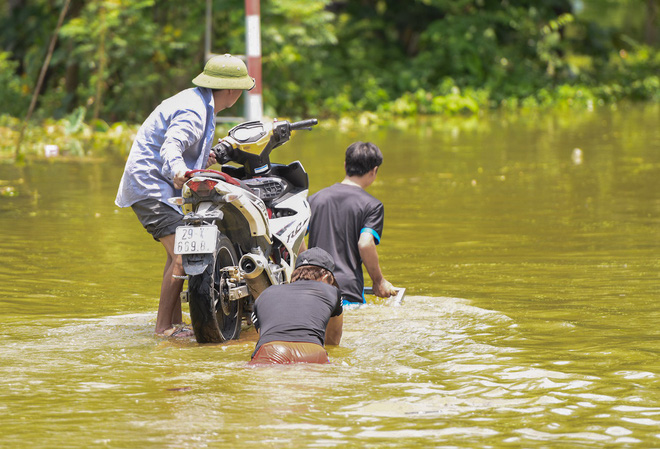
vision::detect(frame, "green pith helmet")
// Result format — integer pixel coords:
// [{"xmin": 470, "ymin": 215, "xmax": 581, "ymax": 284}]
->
[{"xmin": 192, "ymin": 54, "xmax": 255, "ymax": 90}]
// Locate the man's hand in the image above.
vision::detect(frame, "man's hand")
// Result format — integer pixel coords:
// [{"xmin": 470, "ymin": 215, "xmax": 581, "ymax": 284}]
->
[
  {"xmin": 173, "ymin": 170, "xmax": 190, "ymax": 189},
  {"xmin": 206, "ymin": 151, "xmax": 217, "ymax": 168},
  {"xmin": 373, "ymin": 278, "xmax": 396, "ymax": 298},
  {"xmin": 212, "ymin": 139, "xmax": 235, "ymax": 164}
]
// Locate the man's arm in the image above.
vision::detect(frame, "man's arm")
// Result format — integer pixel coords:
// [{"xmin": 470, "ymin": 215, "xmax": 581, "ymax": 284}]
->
[
  {"xmin": 325, "ymin": 314, "xmax": 343, "ymax": 345},
  {"xmin": 358, "ymin": 232, "xmax": 396, "ymax": 298},
  {"xmin": 161, "ymin": 108, "xmax": 205, "ymax": 185}
]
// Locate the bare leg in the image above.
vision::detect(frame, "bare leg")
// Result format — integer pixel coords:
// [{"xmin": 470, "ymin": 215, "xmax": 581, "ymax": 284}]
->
[
  {"xmin": 172, "ymin": 296, "xmax": 183, "ymax": 326},
  {"xmin": 155, "ymin": 234, "xmax": 185, "ymax": 334}
]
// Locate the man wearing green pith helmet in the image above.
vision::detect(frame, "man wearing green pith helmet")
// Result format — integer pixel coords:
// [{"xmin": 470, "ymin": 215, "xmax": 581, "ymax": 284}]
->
[{"xmin": 115, "ymin": 54, "xmax": 254, "ymax": 337}]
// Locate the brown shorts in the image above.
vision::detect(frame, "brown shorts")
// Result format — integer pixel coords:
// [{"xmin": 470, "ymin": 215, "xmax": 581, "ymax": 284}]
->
[{"xmin": 249, "ymin": 341, "xmax": 329, "ymax": 365}]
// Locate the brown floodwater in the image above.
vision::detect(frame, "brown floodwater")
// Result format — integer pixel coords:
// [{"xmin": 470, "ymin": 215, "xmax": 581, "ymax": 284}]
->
[{"xmin": 0, "ymin": 104, "xmax": 658, "ymax": 447}]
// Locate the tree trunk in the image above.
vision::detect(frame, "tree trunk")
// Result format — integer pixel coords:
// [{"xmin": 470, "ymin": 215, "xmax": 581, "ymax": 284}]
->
[{"xmin": 64, "ymin": 56, "xmax": 79, "ymax": 113}]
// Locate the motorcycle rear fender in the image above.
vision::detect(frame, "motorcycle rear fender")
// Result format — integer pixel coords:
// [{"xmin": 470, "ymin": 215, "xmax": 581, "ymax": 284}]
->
[{"xmin": 182, "ymin": 253, "xmax": 214, "ymax": 276}]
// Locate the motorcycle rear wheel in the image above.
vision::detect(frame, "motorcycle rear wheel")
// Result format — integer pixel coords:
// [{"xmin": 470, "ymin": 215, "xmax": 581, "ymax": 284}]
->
[{"xmin": 188, "ymin": 234, "xmax": 242, "ymax": 343}]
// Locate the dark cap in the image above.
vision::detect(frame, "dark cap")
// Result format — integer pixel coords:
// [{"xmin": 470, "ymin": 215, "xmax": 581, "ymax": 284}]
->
[{"xmin": 295, "ymin": 247, "xmax": 335, "ymax": 273}]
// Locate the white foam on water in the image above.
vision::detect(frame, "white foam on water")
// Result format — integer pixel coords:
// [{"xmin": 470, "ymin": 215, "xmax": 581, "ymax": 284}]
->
[{"xmin": 2, "ymin": 294, "xmax": 658, "ymax": 446}]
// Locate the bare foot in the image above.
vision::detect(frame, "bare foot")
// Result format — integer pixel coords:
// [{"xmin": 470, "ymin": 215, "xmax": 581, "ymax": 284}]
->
[{"xmin": 159, "ymin": 325, "xmax": 194, "ymax": 338}]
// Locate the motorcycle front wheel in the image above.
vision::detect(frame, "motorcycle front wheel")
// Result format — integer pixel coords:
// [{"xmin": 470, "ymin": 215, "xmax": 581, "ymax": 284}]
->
[{"xmin": 188, "ymin": 234, "xmax": 242, "ymax": 343}]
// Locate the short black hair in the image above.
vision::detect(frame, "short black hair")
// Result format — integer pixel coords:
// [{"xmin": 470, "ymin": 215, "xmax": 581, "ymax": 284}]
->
[{"xmin": 345, "ymin": 141, "xmax": 383, "ymax": 177}]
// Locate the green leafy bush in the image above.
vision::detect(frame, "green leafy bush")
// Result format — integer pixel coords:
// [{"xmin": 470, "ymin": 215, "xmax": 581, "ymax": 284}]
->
[
  {"xmin": 0, "ymin": 51, "xmax": 30, "ymax": 117},
  {"xmin": 0, "ymin": 0, "xmax": 658, "ymax": 128}
]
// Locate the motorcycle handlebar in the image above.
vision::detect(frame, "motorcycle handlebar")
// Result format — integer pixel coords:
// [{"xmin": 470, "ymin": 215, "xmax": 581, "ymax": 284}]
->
[{"xmin": 289, "ymin": 119, "xmax": 318, "ymax": 131}]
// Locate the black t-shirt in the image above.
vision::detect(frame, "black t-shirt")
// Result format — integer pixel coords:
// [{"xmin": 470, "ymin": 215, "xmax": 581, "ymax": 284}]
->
[
  {"xmin": 251, "ymin": 280, "xmax": 342, "ymax": 356},
  {"xmin": 308, "ymin": 183, "xmax": 384, "ymax": 302}
]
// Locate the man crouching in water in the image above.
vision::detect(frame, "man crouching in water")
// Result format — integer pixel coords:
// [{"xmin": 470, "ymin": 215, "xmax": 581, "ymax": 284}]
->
[{"xmin": 249, "ymin": 248, "xmax": 343, "ymax": 365}]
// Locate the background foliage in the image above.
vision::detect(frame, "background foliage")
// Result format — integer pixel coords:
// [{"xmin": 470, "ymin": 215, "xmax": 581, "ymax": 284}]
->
[{"xmin": 0, "ymin": 0, "xmax": 658, "ymax": 124}]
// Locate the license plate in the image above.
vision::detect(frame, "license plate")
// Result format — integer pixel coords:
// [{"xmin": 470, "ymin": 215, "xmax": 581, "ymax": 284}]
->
[{"xmin": 174, "ymin": 225, "xmax": 217, "ymax": 254}]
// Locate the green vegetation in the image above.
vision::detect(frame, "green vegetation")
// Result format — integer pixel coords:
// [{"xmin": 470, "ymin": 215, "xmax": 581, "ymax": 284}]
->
[
  {"xmin": 0, "ymin": 110, "xmax": 137, "ymax": 162},
  {"xmin": 1, "ymin": 0, "xmax": 659, "ymax": 160}
]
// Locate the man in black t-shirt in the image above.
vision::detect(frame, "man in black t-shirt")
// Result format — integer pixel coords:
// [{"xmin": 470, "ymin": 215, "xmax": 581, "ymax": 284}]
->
[
  {"xmin": 249, "ymin": 248, "xmax": 343, "ymax": 365},
  {"xmin": 308, "ymin": 141, "xmax": 396, "ymax": 305}
]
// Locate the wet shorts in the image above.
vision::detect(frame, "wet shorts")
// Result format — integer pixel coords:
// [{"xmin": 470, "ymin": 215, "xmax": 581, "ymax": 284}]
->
[
  {"xmin": 131, "ymin": 198, "xmax": 183, "ymax": 241},
  {"xmin": 249, "ymin": 341, "xmax": 329, "ymax": 365}
]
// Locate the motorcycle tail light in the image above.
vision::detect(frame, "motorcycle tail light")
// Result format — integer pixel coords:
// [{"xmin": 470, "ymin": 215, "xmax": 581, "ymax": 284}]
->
[{"xmin": 187, "ymin": 179, "xmax": 218, "ymax": 196}]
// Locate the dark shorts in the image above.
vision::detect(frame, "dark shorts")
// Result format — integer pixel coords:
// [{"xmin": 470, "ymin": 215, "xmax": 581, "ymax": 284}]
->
[
  {"xmin": 131, "ymin": 198, "xmax": 183, "ymax": 241},
  {"xmin": 248, "ymin": 341, "xmax": 329, "ymax": 365}
]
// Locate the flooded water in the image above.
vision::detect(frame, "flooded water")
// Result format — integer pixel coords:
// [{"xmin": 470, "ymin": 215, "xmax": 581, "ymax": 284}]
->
[{"xmin": 0, "ymin": 104, "xmax": 659, "ymax": 447}]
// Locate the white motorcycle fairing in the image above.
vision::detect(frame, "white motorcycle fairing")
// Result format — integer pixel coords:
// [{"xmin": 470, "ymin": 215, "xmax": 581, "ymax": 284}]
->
[
  {"xmin": 208, "ymin": 179, "xmax": 272, "ymax": 245},
  {"xmin": 269, "ymin": 189, "xmax": 310, "ymax": 280}
]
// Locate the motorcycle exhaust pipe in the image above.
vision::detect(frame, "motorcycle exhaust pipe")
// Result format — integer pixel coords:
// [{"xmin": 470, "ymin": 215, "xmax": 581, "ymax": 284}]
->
[{"xmin": 239, "ymin": 253, "xmax": 274, "ymax": 299}]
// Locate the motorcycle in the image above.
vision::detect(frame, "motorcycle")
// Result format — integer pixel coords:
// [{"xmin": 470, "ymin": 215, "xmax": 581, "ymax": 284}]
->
[{"xmin": 168, "ymin": 118, "xmax": 318, "ymax": 343}]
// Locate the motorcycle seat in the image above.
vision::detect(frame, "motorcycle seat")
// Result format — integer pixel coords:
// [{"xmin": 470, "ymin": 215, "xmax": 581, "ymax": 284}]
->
[
  {"xmin": 190, "ymin": 169, "xmax": 241, "ymax": 186},
  {"xmin": 188, "ymin": 169, "xmax": 289, "ymax": 203}
]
